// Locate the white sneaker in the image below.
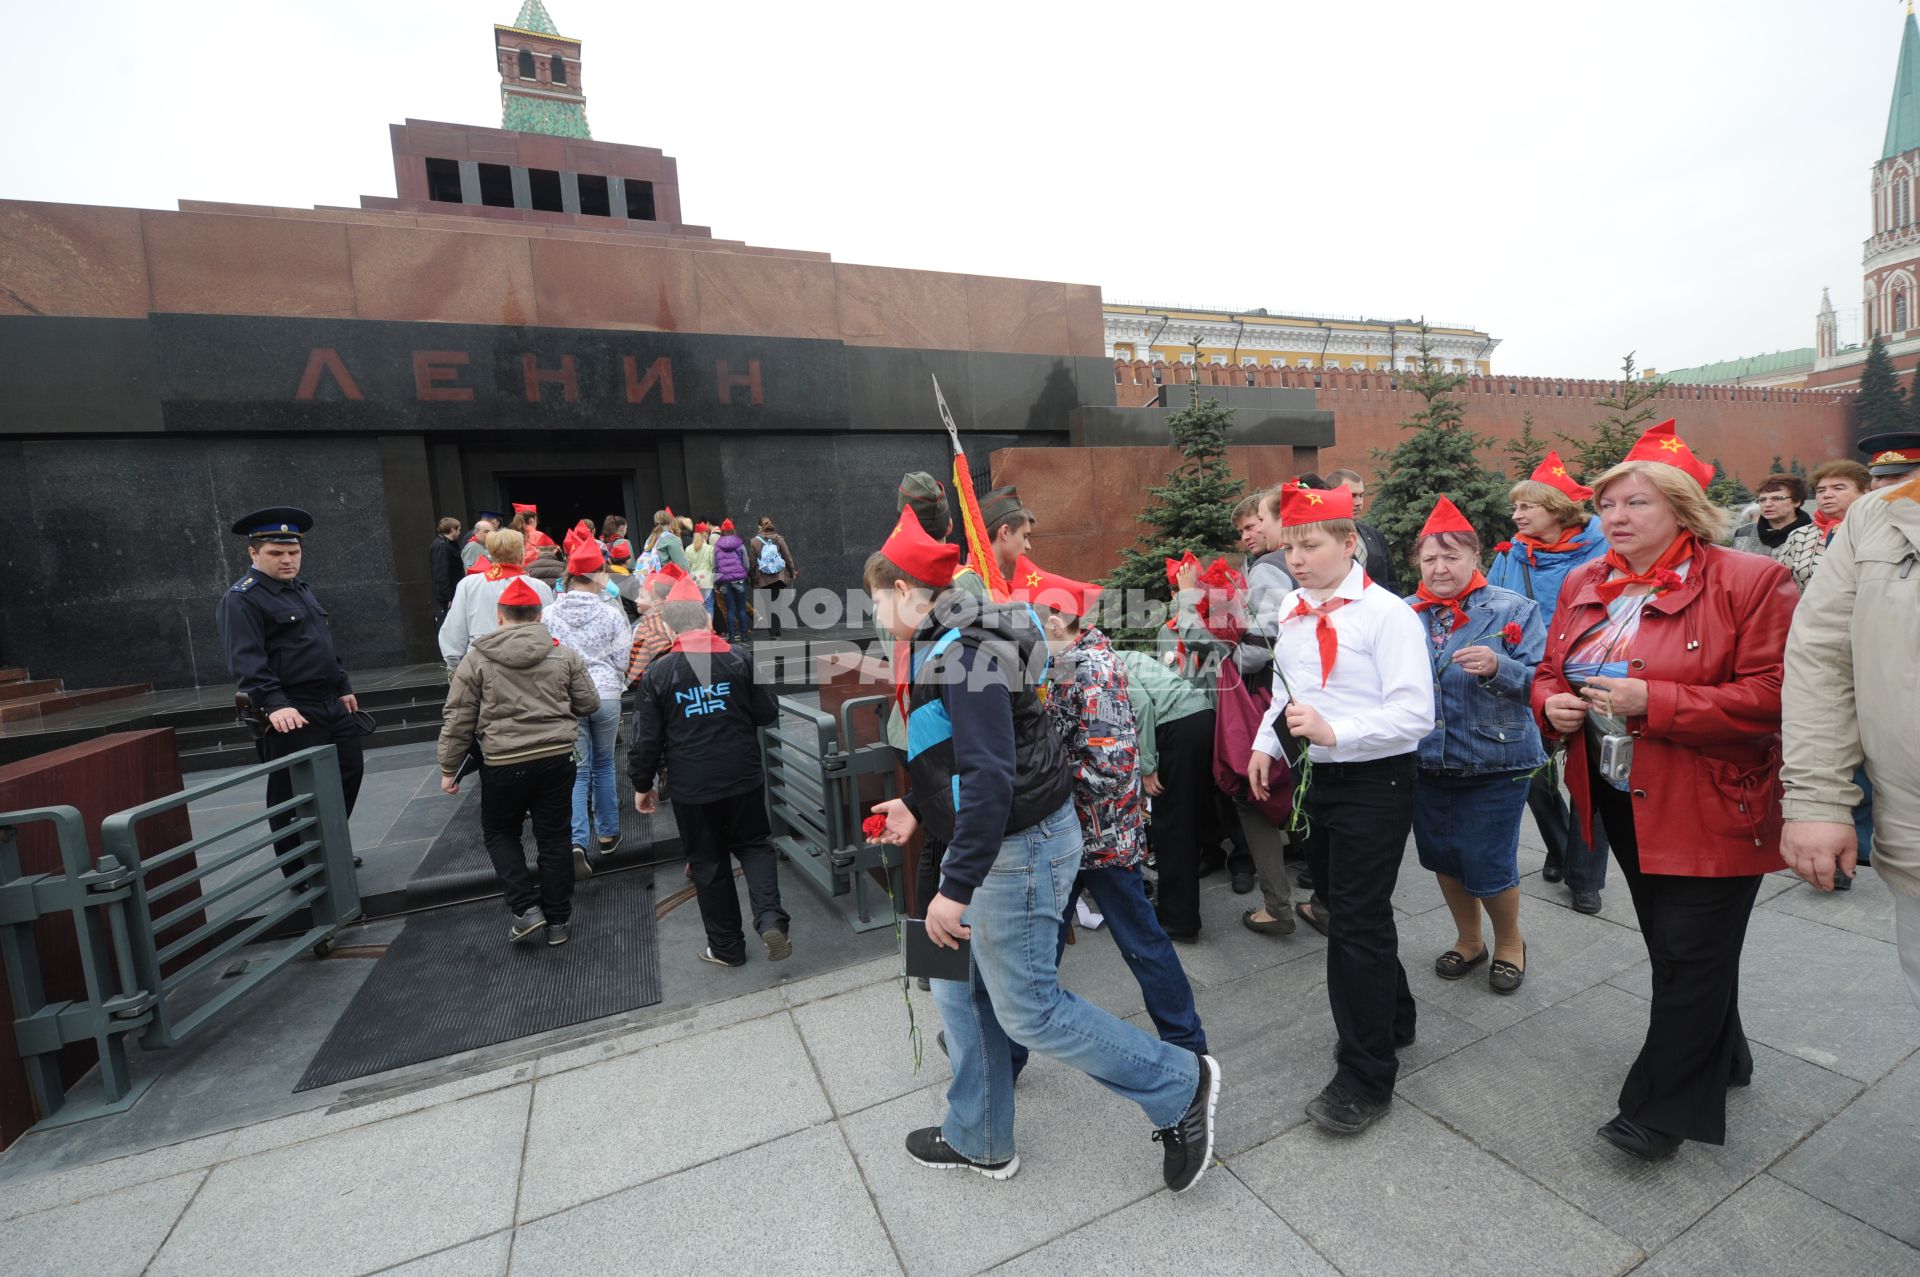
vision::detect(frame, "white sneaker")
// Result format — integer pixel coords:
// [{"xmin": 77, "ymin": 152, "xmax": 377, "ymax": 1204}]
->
[{"xmin": 1076, "ymin": 898, "xmax": 1105, "ymax": 931}]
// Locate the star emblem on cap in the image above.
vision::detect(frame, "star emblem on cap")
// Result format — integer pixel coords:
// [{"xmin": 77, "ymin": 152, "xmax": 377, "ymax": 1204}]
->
[
  {"xmin": 1551, "ymin": 465, "xmax": 1568, "ymax": 476},
  {"xmin": 1658, "ymin": 437, "xmax": 1684, "ymax": 453},
  {"xmin": 1304, "ymin": 492, "xmax": 1324, "ymax": 505}
]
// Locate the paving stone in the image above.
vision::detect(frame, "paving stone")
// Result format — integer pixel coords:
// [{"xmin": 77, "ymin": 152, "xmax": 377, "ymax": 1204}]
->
[
  {"xmin": 1164, "ymin": 877, "xmax": 1327, "ymax": 992},
  {"xmin": 531, "ymin": 987, "xmax": 787, "ymax": 1078},
  {"xmin": 840, "ymin": 1056, "xmax": 1180, "ymax": 1277},
  {"xmin": 375, "ymin": 1229, "xmax": 511, "ymax": 1276},
  {"xmin": 149, "ymin": 1086, "xmax": 528, "ymax": 1277},
  {"xmin": 0, "ymin": 1128, "xmax": 231, "ymax": 1222},
  {"xmin": 1233, "ymin": 1102, "xmax": 1642, "ymax": 1277},
  {"xmin": 1636, "ymin": 1175, "xmax": 1920, "ymax": 1275},
  {"xmin": 1128, "ymin": 967, "xmax": 1484, "ymax": 1159},
  {"xmin": 777, "ymin": 953, "xmax": 904, "ymax": 1008},
  {"xmin": 516, "ymin": 1011, "xmax": 832, "ymax": 1221},
  {"xmin": 1396, "ymin": 900, "xmax": 1649, "ymax": 1033},
  {"xmin": 1607, "ymin": 908, "xmax": 1920, "ymax": 1083},
  {"xmin": 219, "ymin": 1062, "xmax": 534, "ymax": 1160},
  {"xmin": 510, "ymin": 1124, "xmax": 897, "ymax": 1275},
  {"xmin": 1396, "ymin": 983, "xmax": 1862, "ymax": 1251},
  {"xmin": 791, "ymin": 975, "xmax": 949, "ymax": 1116},
  {"xmin": 989, "ymin": 1159, "xmax": 1335, "ymax": 1275},
  {"xmin": 1772, "ymin": 1050, "xmax": 1920, "ymax": 1246},
  {"xmin": 1761, "ymin": 867, "xmax": 1898, "ymax": 942},
  {"xmin": 1391, "ymin": 864, "xmax": 1450, "ymax": 917},
  {"xmin": 0, "ymin": 1169, "xmax": 205, "ymax": 1275},
  {"xmin": 1518, "ymin": 869, "xmax": 1641, "ymax": 931}
]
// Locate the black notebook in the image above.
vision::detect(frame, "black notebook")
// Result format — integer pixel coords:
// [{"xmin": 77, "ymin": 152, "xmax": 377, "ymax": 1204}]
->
[{"xmin": 902, "ymin": 918, "xmax": 972, "ymax": 982}]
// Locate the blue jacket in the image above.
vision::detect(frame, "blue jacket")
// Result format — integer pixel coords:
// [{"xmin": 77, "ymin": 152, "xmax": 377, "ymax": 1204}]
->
[
  {"xmin": 1402, "ymin": 583, "xmax": 1547, "ymax": 774},
  {"xmin": 1484, "ymin": 515, "xmax": 1607, "ymax": 621}
]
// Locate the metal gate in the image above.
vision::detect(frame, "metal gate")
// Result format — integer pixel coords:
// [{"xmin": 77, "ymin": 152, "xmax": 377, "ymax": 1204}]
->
[{"xmin": 0, "ymin": 745, "xmax": 360, "ymax": 1129}]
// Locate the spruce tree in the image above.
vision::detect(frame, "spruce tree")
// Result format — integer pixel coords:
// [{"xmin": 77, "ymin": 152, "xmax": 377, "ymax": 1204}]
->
[
  {"xmin": 1908, "ymin": 364, "xmax": 1920, "ymax": 433},
  {"xmin": 1856, "ymin": 334, "xmax": 1906, "ymax": 438},
  {"xmin": 1706, "ymin": 458, "xmax": 1740, "ymax": 507},
  {"xmin": 1503, "ymin": 410, "xmax": 1548, "ymax": 478},
  {"xmin": 1368, "ymin": 325, "xmax": 1514, "ymax": 564},
  {"xmin": 1561, "ymin": 353, "xmax": 1665, "ymax": 481},
  {"xmin": 1104, "ymin": 389, "xmax": 1244, "ymax": 641},
  {"xmin": 1790, "ymin": 457, "xmax": 1808, "ymax": 479},
  {"xmin": 1768, "ymin": 453, "xmax": 1785, "ymax": 476}
]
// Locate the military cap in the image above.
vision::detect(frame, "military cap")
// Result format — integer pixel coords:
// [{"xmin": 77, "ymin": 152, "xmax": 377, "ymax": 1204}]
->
[
  {"xmin": 231, "ymin": 507, "xmax": 312, "ymax": 542},
  {"xmin": 980, "ymin": 485, "xmax": 1030, "ymax": 533},
  {"xmin": 896, "ymin": 471, "xmax": 949, "ymax": 534},
  {"xmin": 1859, "ymin": 430, "xmax": 1920, "ymax": 479}
]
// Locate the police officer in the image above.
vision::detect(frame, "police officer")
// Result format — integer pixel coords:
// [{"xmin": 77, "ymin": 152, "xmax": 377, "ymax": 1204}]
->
[{"xmin": 216, "ymin": 508, "xmax": 365, "ymax": 876}]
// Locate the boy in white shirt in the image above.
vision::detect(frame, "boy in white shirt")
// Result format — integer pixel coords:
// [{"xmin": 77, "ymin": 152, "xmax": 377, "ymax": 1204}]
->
[{"xmin": 1248, "ymin": 481, "xmax": 1435, "ymax": 1135}]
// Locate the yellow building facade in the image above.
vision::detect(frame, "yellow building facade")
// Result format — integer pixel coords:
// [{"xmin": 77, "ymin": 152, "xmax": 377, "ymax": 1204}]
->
[{"xmin": 1105, "ymin": 303, "xmax": 1498, "ymax": 375}]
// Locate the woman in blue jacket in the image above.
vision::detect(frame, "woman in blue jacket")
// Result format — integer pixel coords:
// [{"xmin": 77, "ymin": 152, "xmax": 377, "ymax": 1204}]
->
[
  {"xmin": 1406, "ymin": 498, "xmax": 1547, "ymax": 995},
  {"xmin": 1486, "ymin": 452, "xmax": 1611, "ymax": 912}
]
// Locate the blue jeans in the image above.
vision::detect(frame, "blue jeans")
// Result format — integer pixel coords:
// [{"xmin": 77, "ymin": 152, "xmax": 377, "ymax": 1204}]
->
[
  {"xmin": 701, "ymin": 588, "xmax": 715, "ymax": 618},
  {"xmin": 720, "ymin": 580, "xmax": 748, "ymax": 640},
  {"xmin": 570, "ymin": 698, "xmax": 622, "ymax": 849},
  {"xmin": 930, "ymin": 800, "xmax": 1202, "ymax": 1164}
]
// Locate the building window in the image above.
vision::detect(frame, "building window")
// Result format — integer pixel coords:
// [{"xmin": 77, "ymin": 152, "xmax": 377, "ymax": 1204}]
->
[
  {"xmin": 577, "ymin": 173, "xmax": 610, "ymax": 217},
  {"xmin": 518, "ymin": 47, "xmax": 536, "ymax": 79},
  {"xmin": 551, "ymin": 54, "xmax": 567, "ymax": 84},
  {"xmin": 624, "ymin": 179, "xmax": 656, "ymax": 220},
  {"xmin": 424, "ymin": 157, "xmax": 463, "ymax": 204},
  {"xmin": 527, "ymin": 167, "xmax": 563, "ymax": 212},
  {"xmin": 1896, "ymin": 288, "xmax": 1910, "ymax": 332},
  {"xmin": 477, "ymin": 162, "xmax": 514, "ymax": 207},
  {"xmin": 1898, "ymin": 180, "xmax": 1912, "ymax": 229}
]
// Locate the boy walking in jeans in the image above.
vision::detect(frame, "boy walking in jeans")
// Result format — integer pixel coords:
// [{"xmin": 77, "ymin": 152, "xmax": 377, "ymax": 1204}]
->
[
  {"xmin": 438, "ymin": 577, "xmax": 601, "ymax": 946},
  {"xmin": 629, "ymin": 575, "xmax": 791, "ymax": 967},
  {"xmin": 867, "ymin": 508, "xmax": 1219, "ymax": 1189},
  {"xmin": 1248, "ymin": 482, "xmax": 1434, "ymax": 1134}
]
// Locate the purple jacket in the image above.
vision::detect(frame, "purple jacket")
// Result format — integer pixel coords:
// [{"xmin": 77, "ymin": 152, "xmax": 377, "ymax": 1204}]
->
[{"xmin": 713, "ymin": 534, "xmax": 749, "ymax": 582}]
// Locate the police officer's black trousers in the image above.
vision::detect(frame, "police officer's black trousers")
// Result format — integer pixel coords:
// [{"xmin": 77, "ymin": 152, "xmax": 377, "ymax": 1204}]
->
[{"xmin": 259, "ymin": 698, "xmax": 365, "ymax": 877}]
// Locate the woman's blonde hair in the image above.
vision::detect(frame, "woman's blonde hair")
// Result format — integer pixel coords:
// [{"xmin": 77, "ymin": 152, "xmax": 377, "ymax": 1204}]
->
[
  {"xmin": 1507, "ymin": 480, "xmax": 1585, "ymax": 531},
  {"xmin": 484, "ymin": 528, "xmax": 525, "ymax": 564},
  {"xmin": 1591, "ymin": 461, "xmax": 1731, "ymax": 544}
]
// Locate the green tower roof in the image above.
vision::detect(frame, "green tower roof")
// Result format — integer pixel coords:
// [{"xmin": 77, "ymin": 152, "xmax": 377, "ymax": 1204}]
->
[
  {"xmin": 1886, "ymin": 13, "xmax": 1920, "ymax": 160},
  {"xmin": 510, "ymin": 1, "xmax": 558, "ymax": 36}
]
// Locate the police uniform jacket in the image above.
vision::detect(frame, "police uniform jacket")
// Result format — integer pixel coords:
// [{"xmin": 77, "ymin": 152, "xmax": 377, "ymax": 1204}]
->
[{"xmin": 216, "ymin": 568, "xmax": 352, "ymax": 711}]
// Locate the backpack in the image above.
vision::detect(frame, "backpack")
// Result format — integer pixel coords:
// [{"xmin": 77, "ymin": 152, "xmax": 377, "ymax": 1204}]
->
[{"xmin": 755, "ymin": 538, "xmax": 786, "ymax": 575}]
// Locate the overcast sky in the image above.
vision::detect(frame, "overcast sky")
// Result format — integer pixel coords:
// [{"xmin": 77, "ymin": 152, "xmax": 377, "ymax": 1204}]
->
[{"xmin": 3, "ymin": 0, "xmax": 1898, "ymax": 377}]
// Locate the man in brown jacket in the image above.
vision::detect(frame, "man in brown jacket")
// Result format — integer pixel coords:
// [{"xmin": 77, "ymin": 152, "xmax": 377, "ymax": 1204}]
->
[
  {"xmin": 1781, "ymin": 473, "xmax": 1920, "ymax": 1006},
  {"xmin": 439, "ymin": 577, "xmax": 601, "ymax": 946}
]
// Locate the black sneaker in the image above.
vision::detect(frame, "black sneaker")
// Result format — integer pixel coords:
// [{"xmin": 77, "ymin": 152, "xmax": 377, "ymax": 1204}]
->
[
  {"xmin": 1230, "ymin": 871, "xmax": 1255, "ymax": 895},
  {"xmin": 698, "ymin": 946, "xmax": 746, "ymax": 968},
  {"xmin": 597, "ymin": 833, "xmax": 622, "ymax": 854},
  {"xmin": 905, "ymin": 1126, "xmax": 1018, "ymax": 1180},
  {"xmin": 1153, "ymin": 1054, "xmax": 1221, "ymax": 1193},
  {"xmin": 763, "ymin": 929, "xmax": 792, "ymax": 961},
  {"xmin": 508, "ymin": 907, "xmax": 546, "ymax": 944},
  {"xmin": 546, "ymin": 920, "xmax": 571, "ymax": 946},
  {"xmin": 1305, "ymin": 1082, "xmax": 1390, "ymax": 1135},
  {"xmin": 571, "ymin": 846, "xmax": 595, "ymax": 880}
]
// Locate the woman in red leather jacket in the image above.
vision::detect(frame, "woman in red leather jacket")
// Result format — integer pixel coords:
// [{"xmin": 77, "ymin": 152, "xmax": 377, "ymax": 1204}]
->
[{"xmin": 1531, "ymin": 425, "xmax": 1798, "ymax": 1163}]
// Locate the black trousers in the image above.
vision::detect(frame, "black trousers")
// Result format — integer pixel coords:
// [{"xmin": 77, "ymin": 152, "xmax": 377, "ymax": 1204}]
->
[
  {"xmin": 1301, "ymin": 752, "xmax": 1418, "ymax": 1104},
  {"xmin": 1148, "ymin": 709, "xmax": 1216, "ymax": 937},
  {"xmin": 259, "ymin": 696, "xmax": 365, "ymax": 877},
  {"xmin": 480, "ymin": 754, "xmax": 577, "ymax": 922},
  {"xmin": 761, "ymin": 580, "xmax": 788, "ymax": 638},
  {"xmin": 1527, "ymin": 763, "xmax": 1611, "ymax": 893},
  {"xmin": 677, "ymin": 791, "xmax": 789, "ymax": 963},
  {"xmin": 1592, "ymin": 771, "xmax": 1760, "ymax": 1145}
]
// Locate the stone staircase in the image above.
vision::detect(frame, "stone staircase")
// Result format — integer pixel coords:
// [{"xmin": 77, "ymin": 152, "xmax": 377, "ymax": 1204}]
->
[
  {"xmin": 0, "ymin": 667, "xmax": 150, "ymax": 724},
  {"xmin": 167, "ymin": 683, "xmax": 452, "ymax": 772}
]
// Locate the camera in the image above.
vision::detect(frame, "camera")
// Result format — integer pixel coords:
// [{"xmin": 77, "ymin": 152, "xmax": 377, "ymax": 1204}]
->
[{"xmin": 1597, "ymin": 733, "xmax": 1634, "ymax": 785}]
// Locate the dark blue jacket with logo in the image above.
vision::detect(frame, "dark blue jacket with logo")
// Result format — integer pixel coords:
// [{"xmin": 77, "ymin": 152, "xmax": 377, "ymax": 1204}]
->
[
  {"xmin": 628, "ymin": 632, "xmax": 777, "ymax": 804},
  {"xmin": 902, "ymin": 596, "xmax": 1073, "ymax": 904}
]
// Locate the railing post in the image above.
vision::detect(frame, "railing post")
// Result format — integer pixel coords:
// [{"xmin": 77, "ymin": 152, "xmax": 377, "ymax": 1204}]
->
[{"xmin": 289, "ymin": 746, "xmax": 361, "ymax": 928}]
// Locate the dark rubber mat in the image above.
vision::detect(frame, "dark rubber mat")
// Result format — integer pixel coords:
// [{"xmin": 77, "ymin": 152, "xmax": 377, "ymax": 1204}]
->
[{"xmin": 295, "ymin": 867, "xmax": 660, "ymax": 1091}]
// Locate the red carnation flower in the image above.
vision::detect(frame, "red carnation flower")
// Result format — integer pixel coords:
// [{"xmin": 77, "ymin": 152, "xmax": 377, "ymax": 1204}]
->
[
  {"xmin": 1501, "ymin": 621, "xmax": 1524, "ymax": 645},
  {"xmin": 862, "ymin": 814, "xmax": 889, "ymax": 842},
  {"xmin": 1493, "ymin": 541, "xmax": 1513, "ymax": 554}
]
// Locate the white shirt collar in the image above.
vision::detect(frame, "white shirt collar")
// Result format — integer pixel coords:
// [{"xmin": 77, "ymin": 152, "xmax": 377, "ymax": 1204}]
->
[{"xmin": 1329, "ymin": 559, "xmax": 1368, "ymax": 602}]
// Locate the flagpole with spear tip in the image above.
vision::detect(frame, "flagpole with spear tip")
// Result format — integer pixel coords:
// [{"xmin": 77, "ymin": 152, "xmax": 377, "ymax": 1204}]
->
[{"xmin": 934, "ymin": 375, "xmax": 1010, "ymax": 601}]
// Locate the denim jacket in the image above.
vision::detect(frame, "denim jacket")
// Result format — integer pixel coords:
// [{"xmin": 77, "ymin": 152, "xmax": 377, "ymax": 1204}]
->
[{"xmin": 1402, "ymin": 583, "xmax": 1548, "ymax": 774}]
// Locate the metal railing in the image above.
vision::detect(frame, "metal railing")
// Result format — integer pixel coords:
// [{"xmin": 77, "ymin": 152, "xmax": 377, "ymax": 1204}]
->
[
  {"xmin": 1, "ymin": 745, "xmax": 360, "ymax": 1128},
  {"xmin": 761, "ymin": 694, "xmax": 903, "ymax": 933}
]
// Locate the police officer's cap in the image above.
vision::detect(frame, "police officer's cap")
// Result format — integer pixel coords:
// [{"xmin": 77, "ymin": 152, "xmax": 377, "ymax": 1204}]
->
[
  {"xmin": 1858, "ymin": 431, "xmax": 1920, "ymax": 478},
  {"xmin": 232, "ymin": 507, "xmax": 313, "ymax": 542}
]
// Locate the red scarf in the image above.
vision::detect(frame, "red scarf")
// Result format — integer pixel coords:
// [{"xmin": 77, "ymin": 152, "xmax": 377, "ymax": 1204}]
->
[
  {"xmin": 1515, "ymin": 526, "xmax": 1586, "ymax": 565},
  {"xmin": 483, "ymin": 560, "xmax": 527, "ymax": 581},
  {"xmin": 1812, "ymin": 508, "xmax": 1844, "ymax": 542},
  {"xmin": 1410, "ymin": 572, "xmax": 1486, "ymax": 631},
  {"xmin": 1595, "ymin": 531, "xmax": 1696, "ymax": 605},
  {"xmin": 1287, "ymin": 594, "xmax": 1356, "ymax": 687}
]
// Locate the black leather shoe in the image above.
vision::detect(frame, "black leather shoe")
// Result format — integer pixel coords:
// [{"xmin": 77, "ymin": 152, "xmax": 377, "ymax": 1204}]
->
[
  {"xmin": 1153, "ymin": 1055, "xmax": 1220, "ymax": 1192},
  {"xmin": 1306, "ymin": 1082, "xmax": 1390, "ymax": 1135},
  {"xmin": 1571, "ymin": 890, "xmax": 1602, "ymax": 915},
  {"xmin": 1597, "ymin": 1115, "xmax": 1682, "ymax": 1161},
  {"xmin": 1230, "ymin": 871, "xmax": 1255, "ymax": 895},
  {"xmin": 1541, "ymin": 854, "xmax": 1564, "ymax": 884}
]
